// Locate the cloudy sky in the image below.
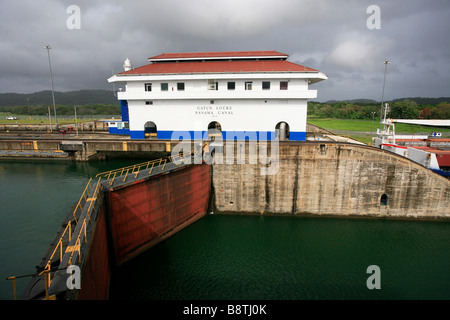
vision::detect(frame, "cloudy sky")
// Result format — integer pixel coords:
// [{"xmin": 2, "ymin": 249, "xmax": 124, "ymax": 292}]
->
[{"xmin": 0, "ymin": 0, "xmax": 449, "ymax": 102}]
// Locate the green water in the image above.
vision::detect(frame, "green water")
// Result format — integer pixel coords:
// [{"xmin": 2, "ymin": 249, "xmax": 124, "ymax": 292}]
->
[
  {"xmin": 109, "ymin": 214, "xmax": 450, "ymax": 300},
  {"xmin": 0, "ymin": 160, "xmax": 449, "ymax": 300},
  {"xmin": 0, "ymin": 159, "xmax": 143, "ymax": 300}
]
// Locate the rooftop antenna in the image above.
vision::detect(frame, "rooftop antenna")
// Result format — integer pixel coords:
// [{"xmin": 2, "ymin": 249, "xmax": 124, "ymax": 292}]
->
[{"xmin": 112, "ymin": 68, "xmax": 116, "ymax": 96}]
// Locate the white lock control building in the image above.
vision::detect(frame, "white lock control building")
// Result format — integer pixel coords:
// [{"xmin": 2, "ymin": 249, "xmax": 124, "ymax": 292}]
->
[{"xmin": 107, "ymin": 51, "xmax": 327, "ymax": 140}]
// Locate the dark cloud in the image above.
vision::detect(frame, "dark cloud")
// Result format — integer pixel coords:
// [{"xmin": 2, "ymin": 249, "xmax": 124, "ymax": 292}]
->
[{"xmin": 0, "ymin": 0, "xmax": 449, "ymax": 102}]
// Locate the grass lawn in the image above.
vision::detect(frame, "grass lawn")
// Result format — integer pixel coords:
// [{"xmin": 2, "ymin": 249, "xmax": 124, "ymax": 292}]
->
[
  {"xmin": 307, "ymin": 118, "xmax": 450, "ymax": 145},
  {"xmin": 0, "ymin": 119, "xmax": 81, "ymax": 125},
  {"xmin": 0, "ymin": 112, "xmax": 108, "ymax": 125},
  {"xmin": 308, "ymin": 118, "xmax": 450, "ymax": 134}
]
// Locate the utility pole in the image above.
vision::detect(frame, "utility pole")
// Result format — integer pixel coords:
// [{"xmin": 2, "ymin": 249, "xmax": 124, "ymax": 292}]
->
[
  {"xmin": 74, "ymin": 105, "xmax": 78, "ymax": 136},
  {"xmin": 47, "ymin": 105, "xmax": 52, "ymax": 133},
  {"xmin": 379, "ymin": 59, "xmax": 390, "ymax": 130},
  {"xmin": 44, "ymin": 45, "xmax": 58, "ymax": 131},
  {"xmin": 371, "ymin": 111, "xmax": 376, "ymax": 136}
]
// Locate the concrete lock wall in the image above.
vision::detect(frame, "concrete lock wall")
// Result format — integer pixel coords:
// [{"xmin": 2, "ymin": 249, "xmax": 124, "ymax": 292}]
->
[
  {"xmin": 212, "ymin": 142, "xmax": 450, "ymax": 219},
  {"xmin": 0, "ymin": 140, "xmax": 61, "ymax": 150}
]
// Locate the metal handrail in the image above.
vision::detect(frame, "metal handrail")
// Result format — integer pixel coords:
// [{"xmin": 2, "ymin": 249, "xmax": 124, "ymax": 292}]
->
[
  {"xmin": 72, "ymin": 178, "xmax": 93, "ymax": 223},
  {"xmin": 94, "ymin": 154, "xmax": 193, "ymax": 186},
  {"xmin": 6, "ymin": 177, "xmax": 102, "ymax": 300},
  {"xmin": 6, "ymin": 152, "xmax": 202, "ymax": 299},
  {"xmin": 95, "ymin": 158, "xmax": 169, "ymax": 179}
]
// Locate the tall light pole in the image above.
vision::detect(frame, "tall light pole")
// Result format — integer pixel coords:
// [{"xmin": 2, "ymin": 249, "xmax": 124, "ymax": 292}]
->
[
  {"xmin": 379, "ymin": 59, "xmax": 390, "ymax": 130},
  {"xmin": 44, "ymin": 45, "xmax": 58, "ymax": 130},
  {"xmin": 371, "ymin": 111, "xmax": 376, "ymax": 135}
]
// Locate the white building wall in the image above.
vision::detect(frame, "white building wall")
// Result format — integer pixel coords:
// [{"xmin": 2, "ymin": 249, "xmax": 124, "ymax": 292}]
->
[
  {"xmin": 128, "ymin": 99, "xmax": 307, "ymax": 140},
  {"xmin": 114, "ymin": 74, "xmax": 321, "ymax": 140}
]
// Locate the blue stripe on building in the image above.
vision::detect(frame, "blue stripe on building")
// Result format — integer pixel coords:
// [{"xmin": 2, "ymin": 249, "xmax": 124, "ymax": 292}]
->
[
  {"xmin": 120, "ymin": 100, "xmax": 129, "ymax": 122},
  {"xmin": 128, "ymin": 130, "xmax": 306, "ymax": 141},
  {"xmin": 109, "ymin": 127, "xmax": 130, "ymax": 135}
]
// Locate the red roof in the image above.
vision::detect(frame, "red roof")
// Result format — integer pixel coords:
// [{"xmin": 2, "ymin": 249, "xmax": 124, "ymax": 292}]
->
[
  {"xmin": 119, "ymin": 60, "xmax": 318, "ymax": 75},
  {"xmin": 148, "ymin": 51, "xmax": 288, "ymax": 61},
  {"xmin": 435, "ymin": 152, "xmax": 450, "ymax": 167}
]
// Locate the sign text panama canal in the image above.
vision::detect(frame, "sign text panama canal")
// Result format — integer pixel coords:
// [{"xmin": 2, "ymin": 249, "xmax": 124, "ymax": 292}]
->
[{"xmin": 195, "ymin": 106, "xmax": 234, "ymax": 115}]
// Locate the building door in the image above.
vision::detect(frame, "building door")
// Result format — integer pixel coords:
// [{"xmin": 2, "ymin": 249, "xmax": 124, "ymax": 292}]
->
[
  {"xmin": 144, "ymin": 121, "xmax": 157, "ymax": 139},
  {"xmin": 275, "ymin": 122, "xmax": 290, "ymax": 140},
  {"xmin": 207, "ymin": 121, "xmax": 222, "ymax": 140}
]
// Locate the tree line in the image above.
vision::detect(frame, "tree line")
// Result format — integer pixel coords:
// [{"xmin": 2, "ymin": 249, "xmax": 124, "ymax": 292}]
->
[
  {"xmin": 2, "ymin": 96, "xmax": 449, "ymax": 119},
  {"xmin": 0, "ymin": 104, "xmax": 120, "ymax": 116},
  {"xmin": 308, "ymin": 99, "xmax": 450, "ymax": 120}
]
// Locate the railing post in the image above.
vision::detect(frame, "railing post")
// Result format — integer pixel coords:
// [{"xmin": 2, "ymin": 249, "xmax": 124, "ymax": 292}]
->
[
  {"xmin": 44, "ymin": 270, "xmax": 49, "ymax": 300},
  {"xmin": 59, "ymin": 239, "xmax": 63, "ymax": 263},
  {"xmin": 6, "ymin": 276, "xmax": 17, "ymax": 300},
  {"xmin": 83, "ymin": 220, "xmax": 87, "ymax": 243}
]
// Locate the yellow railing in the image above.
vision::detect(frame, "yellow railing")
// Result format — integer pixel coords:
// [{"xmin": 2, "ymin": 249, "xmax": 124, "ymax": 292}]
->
[
  {"xmin": 95, "ymin": 153, "xmax": 195, "ymax": 186},
  {"xmin": 5, "ymin": 152, "xmax": 198, "ymax": 300},
  {"xmin": 96, "ymin": 158, "xmax": 170, "ymax": 185},
  {"xmin": 5, "ymin": 176, "xmax": 103, "ymax": 300},
  {"xmin": 72, "ymin": 178, "xmax": 94, "ymax": 223}
]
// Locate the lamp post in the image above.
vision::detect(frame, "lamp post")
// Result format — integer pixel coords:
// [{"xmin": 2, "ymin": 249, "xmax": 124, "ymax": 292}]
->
[
  {"xmin": 371, "ymin": 111, "xmax": 376, "ymax": 136},
  {"xmin": 74, "ymin": 105, "xmax": 78, "ymax": 136},
  {"xmin": 44, "ymin": 45, "xmax": 58, "ymax": 131},
  {"xmin": 379, "ymin": 59, "xmax": 390, "ymax": 130}
]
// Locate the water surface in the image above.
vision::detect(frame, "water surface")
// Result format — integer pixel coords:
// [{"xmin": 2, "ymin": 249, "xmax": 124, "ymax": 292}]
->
[
  {"xmin": 0, "ymin": 160, "xmax": 448, "ymax": 300},
  {"xmin": 0, "ymin": 159, "xmax": 142, "ymax": 299},
  {"xmin": 109, "ymin": 214, "xmax": 450, "ymax": 300}
]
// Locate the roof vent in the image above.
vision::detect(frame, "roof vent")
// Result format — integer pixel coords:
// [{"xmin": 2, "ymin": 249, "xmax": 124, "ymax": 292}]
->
[{"xmin": 123, "ymin": 58, "xmax": 132, "ymax": 71}]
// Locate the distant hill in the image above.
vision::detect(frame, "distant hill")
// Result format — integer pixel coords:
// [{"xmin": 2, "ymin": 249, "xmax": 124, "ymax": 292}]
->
[
  {"xmin": 0, "ymin": 90, "xmax": 119, "ymax": 107},
  {"xmin": 323, "ymin": 97, "xmax": 450, "ymax": 105},
  {"xmin": 324, "ymin": 99, "xmax": 378, "ymax": 105},
  {"xmin": 390, "ymin": 97, "xmax": 450, "ymax": 105},
  {"xmin": 1, "ymin": 90, "xmax": 448, "ymax": 108}
]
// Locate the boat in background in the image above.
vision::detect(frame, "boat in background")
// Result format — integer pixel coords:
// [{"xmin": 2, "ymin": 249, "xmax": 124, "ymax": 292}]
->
[{"xmin": 374, "ymin": 103, "xmax": 450, "ymax": 178}]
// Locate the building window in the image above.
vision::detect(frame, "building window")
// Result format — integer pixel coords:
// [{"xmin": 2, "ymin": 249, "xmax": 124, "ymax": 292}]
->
[
  {"xmin": 227, "ymin": 82, "xmax": 235, "ymax": 90},
  {"xmin": 208, "ymin": 79, "xmax": 218, "ymax": 90},
  {"xmin": 245, "ymin": 81, "xmax": 253, "ymax": 90},
  {"xmin": 161, "ymin": 83, "xmax": 168, "ymax": 91},
  {"xmin": 177, "ymin": 82, "xmax": 185, "ymax": 91},
  {"xmin": 144, "ymin": 83, "xmax": 152, "ymax": 92},
  {"xmin": 280, "ymin": 81, "xmax": 288, "ymax": 90},
  {"xmin": 262, "ymin": 81, "xmax": 270, "ymax": 90}
]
